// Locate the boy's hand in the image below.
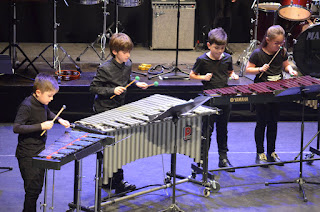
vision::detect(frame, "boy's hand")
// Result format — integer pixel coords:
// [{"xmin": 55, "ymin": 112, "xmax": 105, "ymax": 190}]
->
[
  {"xmin": 203, "ymin": 73, "xmax": 212, "ymax": 81},
  {"xmin": 289, "ymin": 69, "xmax": 298, "ymax": 76},
  {"xmin": 114, "ymin": 86, "xmax": 126, "ymax": 95},
  {"xmin": 41, "ymin": 120, "xmax": 54, "ymax": 130},
  {"xmin": 58, "ymin": 119, "xmax": 70, "ymax": 128},
  {"xmin": 230, "ymin": 72, "xmax": 239, "ymax": 80},
  {"xmin": 136, "ymin": 82, "xmax": 149, "ymax": 89}
]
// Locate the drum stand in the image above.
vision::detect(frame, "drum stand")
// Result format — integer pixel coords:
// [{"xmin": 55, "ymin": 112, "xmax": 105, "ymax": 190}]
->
[
  {"xmin": 237, "ymin": 0, "xmax": 259, "ymax": 76},
  {"xmin": 265, "ymin": 86, "xmax": 320, "ymax": 202},
  {"xmin": 76, "ymin": 0, "xmax": 123, "ymax": 62},
  {"xmin": 26, "ymin": 0, "xmax": 80, "ymax": 77},
  {"xmin": 0, "ymin": 1, "xmax": 39, "ymax": 75},
  {"xmin": 149, "ymin": 0, "xmax": 189, "ymax": 80}
]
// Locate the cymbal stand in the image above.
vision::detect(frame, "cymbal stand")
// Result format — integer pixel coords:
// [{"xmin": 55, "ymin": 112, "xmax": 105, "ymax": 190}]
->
[
  {"xmin": 265, "ymin": 87, "xmax": 320, "ymax": 202},
  {"xmin": 237, "ymin": 0, "xmax": 259, "ymax": 76},
  {"xmin": 26, "ymin": 0, "xmax": 80, "ymax": 77},
  {"xmin": 149, "ymin": 0, "xmax": 189, "ymax": 80},
  {"xmin": 0, "ymin": 1, "xmax": 38, "ymax": 74}
]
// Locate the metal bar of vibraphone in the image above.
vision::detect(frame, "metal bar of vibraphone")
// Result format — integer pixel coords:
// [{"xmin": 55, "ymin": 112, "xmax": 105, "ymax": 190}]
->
[{"xmin": 94, "ymin": 179, "xmax": 189, "ymax": 209}]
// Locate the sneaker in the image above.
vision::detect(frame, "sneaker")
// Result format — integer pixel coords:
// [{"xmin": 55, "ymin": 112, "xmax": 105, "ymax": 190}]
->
[
  {"xmin": 267, "ymin": 152, "xmax": 284, "ymax": 166},
  {"xmin": 256, "ymin": 153, "xmax": 269, "ymax": 168},
  {"xmin": 218, "ymin": 158, "xmax": 235, "ymax": 172}
]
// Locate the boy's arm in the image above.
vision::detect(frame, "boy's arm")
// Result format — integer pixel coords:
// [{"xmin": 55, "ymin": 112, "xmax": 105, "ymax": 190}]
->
[
  {"xmin": 190, "ymin": 70, "xmax": 212, "ymax": 81},
  {"xmin": 89, "ymin": 68, "xmax": 115, "ymax": 96},
  {"xmin": 13, "ymin": 105, "xmax": 42, "ymax": 134}
]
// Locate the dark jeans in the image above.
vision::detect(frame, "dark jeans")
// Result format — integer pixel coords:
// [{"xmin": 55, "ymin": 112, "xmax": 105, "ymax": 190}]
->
[
  {"xmin": 18, "ymin": 157, "xmax": 45, "ymax": 212},
  {"xmin": 202, "ymin": 104, "xmax": 231, "ymax": 160},
  {"xmin": 254, "ymin": 103, "xmax": 280, "ymax": 155}
]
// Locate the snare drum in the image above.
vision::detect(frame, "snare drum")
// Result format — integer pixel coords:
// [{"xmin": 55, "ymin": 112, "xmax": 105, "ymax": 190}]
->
[
  {"xmin": 294, "ymin": 23, "xmax": 320, "ymax": 77},
  {"xmin": 254, "ymin": 3, "xmax": 281, "ymax": 42},
  {"xmin": 73, "ymin": 0, "xmax": 102, "ymax": 5},
  {"xmin": 116, "ymin": 0, "xmax": 142, "ymax": 7},
  {"xmin": 278, "ymin": 0, "xmax": 311, "ymax": 21}
]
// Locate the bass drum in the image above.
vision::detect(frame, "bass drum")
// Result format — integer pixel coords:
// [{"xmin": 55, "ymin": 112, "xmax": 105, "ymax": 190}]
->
[
  {"xmin": 73, "ymin": 0, "xmax": 102, "ymax": 5},
  {"xmin": 294, "ymin": 23, "xmax": 320, "ymax": 77}
]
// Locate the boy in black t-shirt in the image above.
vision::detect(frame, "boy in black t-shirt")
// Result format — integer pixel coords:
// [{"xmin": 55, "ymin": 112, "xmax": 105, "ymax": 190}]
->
[
  {"xmin": 13, "ymin": 73, "xmax": 70, "ymax": 212},
  {"xmin": 190, "ymin": 27, "xmax": 239, "ymax": 172}
]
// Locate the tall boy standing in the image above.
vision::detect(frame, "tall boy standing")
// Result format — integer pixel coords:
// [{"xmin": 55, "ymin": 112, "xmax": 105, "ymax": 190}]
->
[{"xmin": 90, "ymin": 33, "xmax": 148, "ymax": 193}]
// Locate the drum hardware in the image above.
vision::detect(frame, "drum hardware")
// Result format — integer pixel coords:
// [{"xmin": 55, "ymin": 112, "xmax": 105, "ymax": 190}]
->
[
  {"xmin": 237, "ymin": 0, "xmax": 261, "ymax": 77},
  {"xmin": 148, "ymin": 0, "xmax": 190, "ymax": 80},
  {"xmin": 265, "ymin": 85, "xmax": 320, "ymax": 202},
  {"xmin": 25, "ymin": 0, "xmax": 81, "ymax": 81},
  {"xmin": 0, "ymin": 0, "xmax": 39, "ymax": 75},
  {"xmin": 76, "ymin": 0, "xmax": 125, "ymax": 62}
]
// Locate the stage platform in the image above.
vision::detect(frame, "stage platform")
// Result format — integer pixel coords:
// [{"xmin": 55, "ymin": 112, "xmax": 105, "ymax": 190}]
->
[{"xmin": 0, "ymin": 42, "xmax": 317, "ymax": 122}]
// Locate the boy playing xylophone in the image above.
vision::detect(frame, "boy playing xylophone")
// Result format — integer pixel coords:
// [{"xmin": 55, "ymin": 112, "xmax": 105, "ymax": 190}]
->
[
  {"xmin": 190, "ymin": 27, "xmax": 239, "ymax": 172},
  {"xmin": 13, "ymin": 73, "xmax": 70, "ymax": 212},
  {"xmin": 90, "ymin": 33, "xmax": 148, "ymax": 194},
  {"xmin": 246, "ymin": 25, "xmax": 298, "ymax": 167}
]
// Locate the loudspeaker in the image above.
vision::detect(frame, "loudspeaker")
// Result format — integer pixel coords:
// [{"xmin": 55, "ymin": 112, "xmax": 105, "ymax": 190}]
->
[
  {"xmin": 151, "ymin": 2, "xmax": 196, "ymax": 50},
  {"xmin": 0, "ymin": 54, "xmax": 13, "ymax": 75}
]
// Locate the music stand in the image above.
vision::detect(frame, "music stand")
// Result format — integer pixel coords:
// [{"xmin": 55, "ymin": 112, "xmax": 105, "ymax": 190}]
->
[
  {"xmin": 265, "ymin": 84, "xmax": 320, "ymax": 202},
  {"xmin": 149, "ymin": 0, "xmax": 189, "ymax": 80},
  {"xmin": 149, "ymin": 95, "xmax": 211, "ymax": 211}
]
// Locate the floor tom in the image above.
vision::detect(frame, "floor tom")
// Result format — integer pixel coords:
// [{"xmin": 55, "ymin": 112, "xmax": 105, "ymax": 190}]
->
[{"xmin": 278, "ymin": 0, "xmax": 311, "ymax": 21}]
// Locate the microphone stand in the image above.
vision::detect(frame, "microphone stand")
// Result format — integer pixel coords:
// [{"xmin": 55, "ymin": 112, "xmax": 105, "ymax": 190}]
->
[{"xmin": 149, "ymin": 0, "xmax": 189, "ymax": 80}]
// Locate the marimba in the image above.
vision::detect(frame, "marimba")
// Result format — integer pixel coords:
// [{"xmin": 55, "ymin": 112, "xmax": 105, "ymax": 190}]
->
[
  {"xmin": 32, "ymin": 131, "xmax": 115, "ymax": 170},
  {"xmin": 74, "ymin": 94, "xmax": 218, "ymax": 184},
  {"xmin": 204, "ymin": 76, "xmax": 320, "ymax": 105}
]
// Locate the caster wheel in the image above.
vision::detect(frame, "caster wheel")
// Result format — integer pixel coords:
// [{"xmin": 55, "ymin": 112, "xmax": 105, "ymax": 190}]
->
[
  {"xmin": 305, "ymin": 153, "xmax": 314, "ymax": 165},
  {"xmin": 76, "ymin": 57, "xmax": 80, "ymax": 61},
  {"xmin": 164, "ymin": 176, "xmax": 171, "ymax": 184},
  {"xmin": 265, "ymin": 182, "xmax": 269, "ymax": 186},
  {"xmin": 203, "ymin": 188, "xmax": 211, "ymax": 197},
  {"xmin": 210, "ymin": 181, "xmax": 220, "ymax": 193},
  {"xmin": 191, "ymin": 170, "xmax": 196, "ymax": 179}
]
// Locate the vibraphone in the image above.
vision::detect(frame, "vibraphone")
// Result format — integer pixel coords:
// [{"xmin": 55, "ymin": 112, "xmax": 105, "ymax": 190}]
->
[
  {"xmin": 32, "ymin": 131, "xmax": 115, "ymax": 170},
  {"xmin": 204, "ymin": 76, "xmax": 320, "ymax": 105},
  {"xmin": 74, "ymin": 94, "xmax": 217, "ymax": 184}
]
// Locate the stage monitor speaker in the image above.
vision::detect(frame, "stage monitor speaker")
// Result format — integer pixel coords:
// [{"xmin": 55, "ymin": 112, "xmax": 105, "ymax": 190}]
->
[
  {"xmin": 0, "ymin": 54, "xmax": 13, "ymax": 75},
  {"xmin": 151, "ymin": 1, "xmax": 196, "ymax": 50}
]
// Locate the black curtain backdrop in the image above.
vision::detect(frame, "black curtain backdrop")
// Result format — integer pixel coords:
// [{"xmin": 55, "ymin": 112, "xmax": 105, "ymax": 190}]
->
[{"xmin": 0, "ymin": 0, "xmax": 252, "ymax": 45}]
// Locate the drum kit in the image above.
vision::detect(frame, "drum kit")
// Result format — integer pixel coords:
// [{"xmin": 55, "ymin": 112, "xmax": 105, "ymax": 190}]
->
[
  {"xmin": 75, "ymin": 0, "xmax": 143, "ymax": 61},
  {"xmin": 238, "ymin": 0, "xmax": 320, "ymax": 77}
]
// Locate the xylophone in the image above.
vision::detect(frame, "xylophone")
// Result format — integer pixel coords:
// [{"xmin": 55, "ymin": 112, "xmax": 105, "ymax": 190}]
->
[
  {"xmin": 204, "ymin": 76, "xmax": 320, "ymax": 105},
  {"xmin": 74, "ymin": 94, "xmax": 218, "ymax": 184},
  {"xmin": 32, "ymin": 131, "xmax": 115, "ymax": 170}
]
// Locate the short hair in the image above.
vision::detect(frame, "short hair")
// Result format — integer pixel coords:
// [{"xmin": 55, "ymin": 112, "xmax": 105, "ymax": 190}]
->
[
  {"xmin": 207, "ymin": 27, "xmax": 228, "ymax": 46},
  {"xmin": 260, "ymin": 25, "xmax": 285, "ymax": 48},
  {"xmin": 33, "ymin": 73, "xmax": 59, "ymax": 93},
  {"xmin": 109, "ymin": 33, "xmax": 134, "ymax": 57}
]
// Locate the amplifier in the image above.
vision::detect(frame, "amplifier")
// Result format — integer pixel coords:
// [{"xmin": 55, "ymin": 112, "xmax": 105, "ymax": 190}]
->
[{"xmin": 150, "ymin": 1, "xmax": 196, "ymax": 50}]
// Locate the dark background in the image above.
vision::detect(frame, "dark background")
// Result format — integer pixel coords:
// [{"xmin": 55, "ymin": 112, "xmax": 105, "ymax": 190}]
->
[{"xmin": 0, "ymin": 0, "xmax": 253, "ymax": 45}]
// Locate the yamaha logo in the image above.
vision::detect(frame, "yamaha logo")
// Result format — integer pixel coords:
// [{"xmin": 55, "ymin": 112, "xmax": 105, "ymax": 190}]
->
[
  {"xmin": 230, "ymin": 97, "xmax": 249, "ymax": 103},
  {"xmin": 307, "ymin": 32, "xmax": 320, "ymax": 40}
]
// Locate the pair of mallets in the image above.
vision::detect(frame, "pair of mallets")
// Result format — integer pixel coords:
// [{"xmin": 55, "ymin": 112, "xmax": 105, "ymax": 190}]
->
[{"xmin": 110, "ymin": 76, "xmax": 158, "ymax": 99}]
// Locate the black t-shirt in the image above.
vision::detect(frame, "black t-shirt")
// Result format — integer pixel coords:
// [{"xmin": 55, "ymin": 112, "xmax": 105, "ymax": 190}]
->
[
  {"xmin": 192, "ymin": 52, "xmax": 233, "ymax": 90},
  {"xmin": 13, "ymin": 95, "xmax": 57, "ymax": 158},
  {"xmin": 90, "ymin": 57, "xmax": 132, "ymax": 112},
  {"xmin": 249, "ymin": 48, "xmax": 288, "ymax": 83}
]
